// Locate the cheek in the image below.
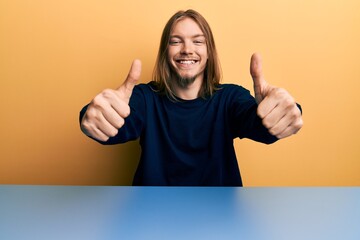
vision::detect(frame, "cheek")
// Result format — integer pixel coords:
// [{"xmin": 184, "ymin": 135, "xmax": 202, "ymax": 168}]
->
[
  {"xmin": 167, "ymin": 46, "xmax": 178, "ymax": 58},
  {"xmin": 167, "ymin": 50, "xmax": 175, "ymax": 65},
  {"xmin": 201, "ymin": 51, "xmax": 208, "ymax": 63},
  {"xmin": 199, "ymin": 47, "xmax": 208, "ymax": 60}
]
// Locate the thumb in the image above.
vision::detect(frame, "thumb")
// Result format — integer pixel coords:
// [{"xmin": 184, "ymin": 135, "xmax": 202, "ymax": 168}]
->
[
  {"xmin": 117, "ymin": 59, "xmax": 142, "ymax": 102},
  {"xmin": 250, "ymin": 53, "xmax": 268, "ymax": 103}
]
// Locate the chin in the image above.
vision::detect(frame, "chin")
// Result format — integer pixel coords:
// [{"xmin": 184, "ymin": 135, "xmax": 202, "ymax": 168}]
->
[{"xmin": 176, "ymin": 75, "xmax": 198, "ymax": 88}]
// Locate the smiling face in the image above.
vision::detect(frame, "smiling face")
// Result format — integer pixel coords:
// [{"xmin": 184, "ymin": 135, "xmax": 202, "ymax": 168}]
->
[{"xmin": 167, "ymin": 17, "xmax": 208, "ymax": 88}]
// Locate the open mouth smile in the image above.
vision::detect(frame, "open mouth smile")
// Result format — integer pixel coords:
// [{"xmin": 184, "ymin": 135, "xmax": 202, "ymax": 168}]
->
[{"xmin": 176, "ymin": 59, "xmax": 199, "ymax": 65}]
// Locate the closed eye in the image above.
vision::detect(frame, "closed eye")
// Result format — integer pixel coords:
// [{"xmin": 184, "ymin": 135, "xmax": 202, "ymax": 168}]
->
[
  {"xmin": 169, "ymin": 41, "xmax": 180, "ymax": 45},
  {"xmin": 169, "ymin": 38, "xmax": 182, "ymax": 45},
  {"xmin": 193, "ymin": 38, "xmax": 206, "ymax": 45},
  {"xmin": 194, "ymin": 40, "xmax": 204, "ymax": 44}
]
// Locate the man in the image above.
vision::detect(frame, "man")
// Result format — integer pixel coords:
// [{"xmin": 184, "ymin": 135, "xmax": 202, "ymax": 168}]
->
[{"xmin": 80, "ymin": 9, "xmax": 303, "ymax": 186}]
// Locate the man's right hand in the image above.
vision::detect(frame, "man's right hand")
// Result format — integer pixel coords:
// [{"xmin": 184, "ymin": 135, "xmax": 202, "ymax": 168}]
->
[{"xmin": 80, "ymin": 60, "xmax": 142, "ymax": 142}]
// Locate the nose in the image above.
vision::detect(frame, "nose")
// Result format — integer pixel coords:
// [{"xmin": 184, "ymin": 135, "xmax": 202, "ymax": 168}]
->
[{"xmin": 180, "ymin": 40, "xmax": 194, "ymax": 55}]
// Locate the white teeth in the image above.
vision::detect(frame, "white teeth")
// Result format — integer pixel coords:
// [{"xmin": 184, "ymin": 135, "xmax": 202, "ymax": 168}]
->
[{"xmin": 179, "ymin": 60, "xmax": 195, "ymax": 64}]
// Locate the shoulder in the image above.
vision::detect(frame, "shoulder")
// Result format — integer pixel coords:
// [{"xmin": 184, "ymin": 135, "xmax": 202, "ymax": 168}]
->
[
  {"xmin": 134, "ymin": 82, "xmax": 154, "ymax": 92},
  {"xmin": 134, "ymin": 81, "xmax": 160, "ymax": 92},
  {"xmin": 215, "ymin": 84, "xmax": 252, "ymax": 98},
  {"xmin": 211, "ymin": 84, "xmax": 256, "ymax": 111},
  {"xmin": 130, "ymin": 81, "xmax": 164, "ymax": 107},
  {"xmin": 218, "ymin": 83, "xmax": 249, "ymax": 92},
  {"xmin": 132, "ymin": 81, "xmax": 160, "ymax": 97}
]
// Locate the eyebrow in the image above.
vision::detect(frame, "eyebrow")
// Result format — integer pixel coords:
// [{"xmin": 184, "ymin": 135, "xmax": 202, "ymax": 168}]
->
[{"xmin": 170, "ymin": 34, "xmax": 205, "ymax": 39}]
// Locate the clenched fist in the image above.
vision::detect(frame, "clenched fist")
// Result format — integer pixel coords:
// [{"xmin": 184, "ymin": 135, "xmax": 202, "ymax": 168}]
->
[
  {"xmin": 250, "ymin": 53, "xmax": 303, "ymax": 139},
  {"xmin": 80, "ymin": 60, "xmax": 142, "ymax": 142}
]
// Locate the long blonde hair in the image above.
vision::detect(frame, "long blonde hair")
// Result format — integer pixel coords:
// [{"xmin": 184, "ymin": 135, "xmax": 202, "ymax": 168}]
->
[{"xmin": 152, "ymin": 9, "xmax": 222, "ymax": 100}]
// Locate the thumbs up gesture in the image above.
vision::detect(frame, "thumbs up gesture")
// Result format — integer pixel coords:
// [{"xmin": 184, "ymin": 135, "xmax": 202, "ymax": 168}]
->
[
  {"xmin": 81, "ymin": 60, "xmax": 142, "ymax": 142},
  {"xmin": 250, "ymin": 53, "xmax": 303, "ymax": 139}
]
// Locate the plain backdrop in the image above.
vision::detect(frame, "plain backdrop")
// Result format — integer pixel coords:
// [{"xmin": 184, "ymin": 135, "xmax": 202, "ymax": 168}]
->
[{"xmin": 1, "ymin": 0, "xmax": 359, "ymax": 186}]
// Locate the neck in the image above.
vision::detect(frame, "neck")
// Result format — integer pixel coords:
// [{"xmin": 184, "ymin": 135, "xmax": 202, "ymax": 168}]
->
[{"xmin": 173, "ymin": 76, "xmax": 203, "ymax": 100}]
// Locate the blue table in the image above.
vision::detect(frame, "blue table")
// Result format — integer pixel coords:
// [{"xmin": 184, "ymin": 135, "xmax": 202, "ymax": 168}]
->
[{"xmin": 0, "ymin": 186, "xmax": 359, "ymax": 240}]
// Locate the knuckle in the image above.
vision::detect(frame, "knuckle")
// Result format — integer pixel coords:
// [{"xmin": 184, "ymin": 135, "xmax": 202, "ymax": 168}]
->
[
  {"xmin": 109, "ymin": 128, "xmax": 119, "ymax": 137},
  {"xmin": 257, "ymin": 106, "xmax": 266, "ymax": 119},
  {"xmin": 271, "ymin": 87, "xmax": 283, "ymax": 97},
  {"xmin": 277, "ymin": 87, "xmax": 287, "ymax": 95},
  {"xmin": 275, "ymin": 88, "xmax": 291, "ymax": 100},
  {"xmin": 86, "ymin": 108, "xmax": 102, "ymax": 121},
  {"xmin": 262, "ymin": 118, "xmax": 272, "ymax": 129},
  {"xmin": 117, "ymin": 118, "xmax": 125, "ymax": 128},
  {"xmin": 92, "ymin": 89, "xmax": 115, "ymax": 106},
  {"xmin": 102, "ymin": 89, "xmax": 115, "ymax": 98},
  {"xmin": 276, "ymin": 133, "xmax": 286, "ymax": 139},
  {"xmin": 269, "ymin": 128, "xmax": 278, "ymax": 136},
  {"xmin": 100, "ymin": 135, "xmax": 110, "ymax": 142},
  {"xmin": 92, "ymin": 95, "xmax": 105, "ymax": 107},
  {"xmin": 81, "ymin": 123, "xmax": 98, "ymax": 139},
  {"xmin": 80, "ymin": 122, "xmax": 91, "ymax": 134},
  {"xmin": 81, "ymin": 120, "xmax": 90, "ymax": 129},
  {"xmin": 294, "ymin": 118, "xmax": 304, "ymax": 130},
  {"xmin": 284, "ymin": 97, "xmax": 295, "ymax": 107},
  {"xmin": 123, "ymin": 106, "xmax": 131, "ymax": 117},
  {"xmin": 289, "ymin": 107, "xmax": 301, "ymax": 120}
]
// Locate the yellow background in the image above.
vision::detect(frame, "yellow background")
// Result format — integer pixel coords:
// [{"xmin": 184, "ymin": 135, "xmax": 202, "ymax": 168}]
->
[{"xmin": 1, "ymin": 0, "xmax": 359, "ymax": 186}]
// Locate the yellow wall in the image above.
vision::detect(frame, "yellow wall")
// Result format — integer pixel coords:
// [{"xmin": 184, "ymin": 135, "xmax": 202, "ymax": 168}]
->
[{"xmin": 1, "ymin": 0, "xmax": 359, "ymax": 186}]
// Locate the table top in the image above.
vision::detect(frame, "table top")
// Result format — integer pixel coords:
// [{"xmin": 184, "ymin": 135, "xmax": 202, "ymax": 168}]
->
[{"xmin": 0, "ymin": 186, "xmax": 359, "ymax": 240}]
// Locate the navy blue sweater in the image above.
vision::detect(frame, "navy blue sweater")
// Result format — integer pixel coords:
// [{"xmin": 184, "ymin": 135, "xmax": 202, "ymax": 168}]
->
[{"xmin": 80, "ymin": 82, "xmax": 279, "ymax": 186}]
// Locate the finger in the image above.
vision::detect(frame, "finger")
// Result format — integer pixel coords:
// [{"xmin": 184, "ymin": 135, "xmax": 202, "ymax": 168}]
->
[
  {"xmin": 83, "ymin": 106, "xmax": 120, "ymax": 138},
  {"xmin": 81, "ymin": 118, "xmax": 111, "ymax": 142},
  {"xmin": 276, "ymin": 110, "xmax": 303, "ymax": 138},
  {"xmin": 257, "ymin": 87, "xmax": 293, "ymax": 118},
  {"xmin": 102, "ymin": 106, "xmax": 126, "ymax": 129},
  {"xmin": 266, "ymin": 111, "xmax": 292, "ymax": 136},
  {"xmin": 117, "ymin": 59, "xmax": 142, "ymax": 102},
  {"xmin": 267, "ymin": 107, "xmax": 303, "ymax": 138},
  {"xmin": 257, "ymin": 95, "xmax": 279, "ymax": 119},
  {"xmin": 92, "ymin": 127, "xmax": 111, "ymax": 142},
  {"xmin": 94, "ymin": 113, "xmax": 119, "ymax": 137},
  {"xmin": 260, "ymin": 103, "xmax": 286, "ymax": 130},
  {"xmin": 250, "ymin": 53, "xmax": 268, "ymax": 103},
  {"xmin": 260, "ymin": 92, "xmax": 298, "ymax": 134},
  {"xmin": 94, "ymin": 89, "xmax": 131, "ymax": 118},
  {"xmin": 275, "ymin": 123, "xmax": 301, "ymax": 139},
  {"xmin": 110, "ymin": 98, "xmax": 131, "ymax": 119},
  {"xmin": 250, "ymin": 53, "xmax": 265, "ymax": 83}
]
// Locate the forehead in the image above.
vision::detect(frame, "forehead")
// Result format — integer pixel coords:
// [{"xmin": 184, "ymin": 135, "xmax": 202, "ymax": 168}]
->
[{"xmin": 171, "ymin": 17, "xmax": 204, "ymax": 37}]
